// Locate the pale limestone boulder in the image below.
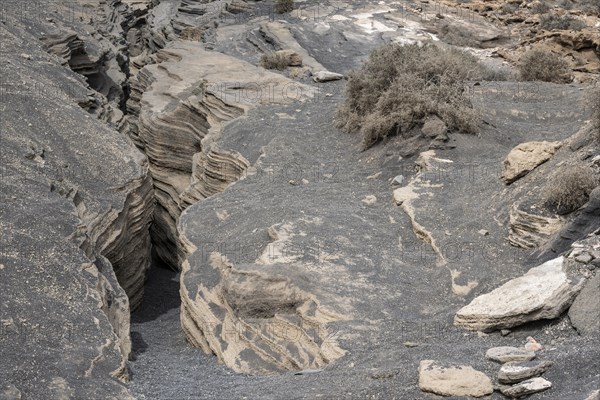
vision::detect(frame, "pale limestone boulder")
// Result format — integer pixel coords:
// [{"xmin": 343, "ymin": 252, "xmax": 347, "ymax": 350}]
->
[
  {"xmin": 485, "ymin": 347, "xmax": 536, "ymax": 363},
  {"xmin": 500, "ymin": 377, "xmax": 552, "ymax": 398},
  {"xmin": 498, "ymin": 360, "xmax": 553, "ymax": 383},
  {"xmin": 454, "ymin": 256, "xmax": 586, "ymax": 331},
  {"xmin": 313, "ymin": 70, "xmax": 344, "ymax": 82},
  {"xmin": 418, "ymin": 360, "xmax": 493, "ymax": 397},
  {"xmin": 501, "ymin": 141, "xmax": 561, "ymax": 184}
]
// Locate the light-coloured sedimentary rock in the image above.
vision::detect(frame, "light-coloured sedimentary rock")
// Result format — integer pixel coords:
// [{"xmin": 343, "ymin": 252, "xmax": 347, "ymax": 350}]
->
[
  {"xmin": 180, "ymin": 219, "xmax": 348, "ymax": 375},
  {"xmin": 126, "ymin": 41, "xmax": 313, "ymax": 269},
  {"xmin": 418, "ymin": 360, "xmax": 494, "ymax": 397},
  {"xmin": 498, "ymin": 360, "xmax": 554, "ymax": 383},
  {"xmin": 500, "ymin": 377, "xmax": 552, "ymax": 398},
  {"xmin": 454, "ymin": 256, "xmax": 587, "ymax": 331},
  {"xmin": 486, "ymin": 347, "xmax": 536, "ymax": 363},
  {"xmin": 313, "ymin": 71, "xmax": 344, "ymax": 82},
  {"xmin": 501, "ymin": 141, "xmax": 562, "ymax": 184},
  {"xmin": 508, "ymin": 203, "xmax": 564, "ymax": 248}
]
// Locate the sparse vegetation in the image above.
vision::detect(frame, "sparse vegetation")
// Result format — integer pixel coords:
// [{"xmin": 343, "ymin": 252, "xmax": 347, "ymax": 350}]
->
[
  {"xmin": 274, "ymin": 0, "xmax": 294, "ymax": 14},
  {"xmin": 558, "ymin": 0, "xmax": 574, "ymax": 10},
  {"xmin": 580, "ymin": 0, "xmax": 600, "ymax": 14},
  {"xmin": 501, "ymin": 2, "xmax": 520, "ymax": 13},
  {"xmin": 530, "ymin": 1, "xmax": 550, "ymax": 14},
  {"xmin": 335, "ymin": 43, "xmax": 482, "ymax": 149},
  {"xmin": 539, "ymin": 14, "xmax": 586, "ymax": 31},
  {"xmin": 438, "ymin": 22, "xmax": 480, "ymax": 47},
  {"xmin": 544, "ymin": 166, "xmax": 599, "ymax": 214},
  {"xmin": 518, "ymin": 48, "xmax": 571, "ymax": 83},
  {"xmin": 260, "ymin": 52, "xmax": 290, "ymax": 70}
]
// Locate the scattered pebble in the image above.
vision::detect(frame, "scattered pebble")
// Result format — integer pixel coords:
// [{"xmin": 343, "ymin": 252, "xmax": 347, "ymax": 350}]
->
[
  {"xmin": 362, "ymin": 195, "xmax": 377, "ymax": 206},
  {"xmin": 524, "ymin": 336, "xmax": 543, "ymax": 352}
]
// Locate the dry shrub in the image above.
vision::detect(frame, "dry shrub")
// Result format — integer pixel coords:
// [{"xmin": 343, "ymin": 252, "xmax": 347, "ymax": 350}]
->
[
  {"xmin": 274, "ymin": 0, "xmax": 294, "ymax": 13},
  {"xmin": 580, "ymin": 0, "xmax": 600, "ymax": 14},
  {"xmin": 438, "ymin": 22, "xmax": 480, "ymax": 48},
  {"xmin": 335, "ymin": 43, "xmax": 482, "ymax": 149},
  {"xmin": 260, "ymin": 52, "xmax": 289, "ymax": 70},
  {"xmin": 544, "ymin": 166, "xmax": 599, "ymax": 214},
  {"xmin": 518, "ymin": 48, "xmax": 571, "ymax": 83},
  {"xmin": 539, "ymin": 14, "xmax": 586, "ymax": 31},
  {"xmin": 530, "ymin": 1, "xmax": 550, "ymax": 14}
]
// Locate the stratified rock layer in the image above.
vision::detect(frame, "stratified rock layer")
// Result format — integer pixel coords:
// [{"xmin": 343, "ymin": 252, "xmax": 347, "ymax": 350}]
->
[
  {"xmin": 1, "ymin": 2, "xmax": 153, "ymax": 397},
  {"xmin": 508, "ymin": 203, "xmax": 564, "ymax": 248},
  {"xmin": 126, "ymin": 41, "xmax": 313, "ymax": 269}
]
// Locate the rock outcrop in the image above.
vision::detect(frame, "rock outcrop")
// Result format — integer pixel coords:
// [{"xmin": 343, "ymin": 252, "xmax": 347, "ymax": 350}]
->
[
  {"xmin": 508, "ymin": 203, "xmax": 564, "ymax": 248},
  {"xmin": 455, "ymin": 257, "xmax": 587, "ymax": 331},
  {"xmin": 126, "ymin": 41, "xmax": 313, "ymax": 269},
  {"xmin": 1, "ymin": 2, "xmax": 154, "ymax": 397}
]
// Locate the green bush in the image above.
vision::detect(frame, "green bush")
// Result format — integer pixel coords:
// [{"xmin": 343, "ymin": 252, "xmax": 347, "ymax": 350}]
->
[
  {"xmin": 544, "ymin": 166, "xmax": 599, "ymax": 214},
  {"xmin": 518, "ymin": 48, "xmax": 571, "ymax": 83},
  {"xmin": 335, "ymin": 43, "xmax": 482, "ymax": 149},
  {"xmin": 260, "ymin": 52, "xmax": 289, "ymax": 70},
  {"xmin": 539, "ymin": 14, "xmax": 586, "ymax": 31},
  {"xmin": 274, "ymin": 0, "xmax": 294, "ymax": 14}
]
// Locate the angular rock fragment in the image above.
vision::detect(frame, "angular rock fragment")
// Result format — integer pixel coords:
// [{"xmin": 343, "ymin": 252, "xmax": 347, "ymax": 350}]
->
[
  {"xmin": 455, "ymin": 257, "xmax": 587, "ymax": 331},
  {"xmin": 418, "ymin": 360, "xmax": 494, "ymax": 397},
  {"xmin": 500, "ymin": 377, "xmax": 552, "ymax": 398},
  {"xmin": 485, "ymin": 347, "xmax": 536, "ymax": 363},
  {"xmin": 498, "ymin": 360, "xmax": 554, "ymax": 383}
]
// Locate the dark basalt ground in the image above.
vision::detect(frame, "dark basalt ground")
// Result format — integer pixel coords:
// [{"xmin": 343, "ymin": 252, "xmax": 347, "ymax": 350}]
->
[
  {"xmin": 2, "ymin": 0, "xmax": 599, "ymax": 399},
  {"xmin": 131, "ymin": 83, "xmax": 598, "ymax": 399}
]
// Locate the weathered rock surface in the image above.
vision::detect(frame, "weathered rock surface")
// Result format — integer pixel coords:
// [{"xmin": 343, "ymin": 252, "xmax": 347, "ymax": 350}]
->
[
  {"xmin": 455, "ymin": 257, "xmax": 587, "ymax": 331},
  {"xmin": 498, "ymin": 360, "xmax": 554, "ymax": 383},
  {"xmin": 501, "ymin": 141, "xmax": 562, "ymax": 184},
  {"xmin": 569, "ymin": 273, "xmax": 600, "ymax": 336},
  {"xmin": 1, "ymin": 1, "xmax": 154, "ymax": 397},
  {"xmin": 500, "ymin": 377, "xmax": 552, "ymax": 398},
  {"xmin": 126, "ymin": 41, "xmax": 312, "ymax": 269},
  {"xmin": 532, "ymin": 186, "xmax": 600, "ymax": 262},
  {"xmin": 418, "ymin": 360, "xmax": 494, "ymax": 397},
  {"xmin": 485, "ymin": 347, "xmax": 536, "ymax": 363},
  {"xmin": 508, "ymin": 203, "xmax": 564, "ymax": 248}
]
